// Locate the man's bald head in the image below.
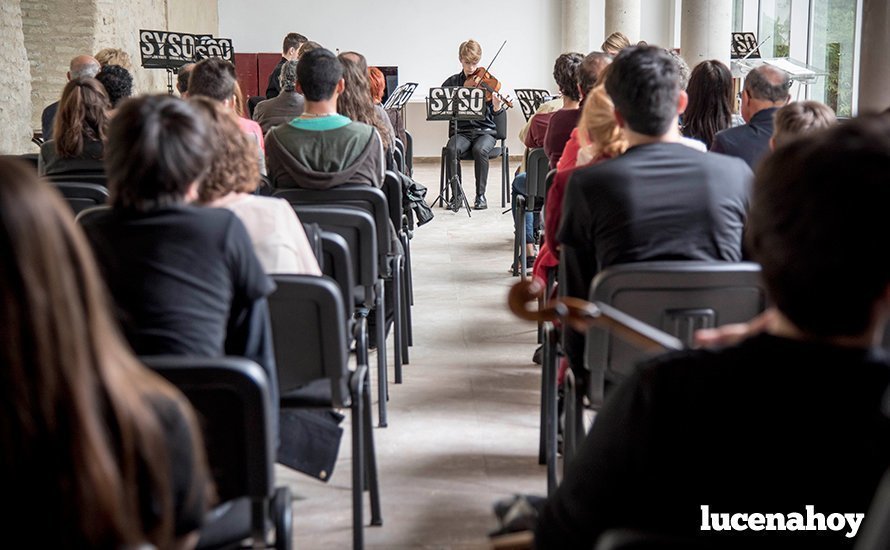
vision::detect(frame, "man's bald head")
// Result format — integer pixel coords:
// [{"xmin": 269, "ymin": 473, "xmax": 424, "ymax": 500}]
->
[
  {"xmin": 744, "ymin": 65, "xmax": 791, "ymax": 104},
  {"xmin": 69, "ymin": 55, "xmax": 100, "ymax": 80}
]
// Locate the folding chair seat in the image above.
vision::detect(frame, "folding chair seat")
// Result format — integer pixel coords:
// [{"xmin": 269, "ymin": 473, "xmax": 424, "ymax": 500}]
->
[
  {"xmin": 268, "ymin": 275, "xmax": 381, "ymax": 550},
  {"xmin": 143, "ymin": 356, "xmax": 293, "ymax": 550},
  {"xmin": 51, "ymin": 181, "xmax": 109, "ymax": 214},
  {"xmin": 438, "ymin": 108, "xmax": 510, "ymax": 208}
]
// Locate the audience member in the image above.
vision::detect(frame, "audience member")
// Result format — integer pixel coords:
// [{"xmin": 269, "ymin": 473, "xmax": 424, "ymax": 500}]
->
[
  {"xmin": 95, "ymin": 64, "xmax": 133, "ymax": 108},
  {"xmin": 0, "ymin": 157, "xmax": 211, "ymax": 549},
  {"xmin": 266, "ymin": 48, "xmax": 384, "ymax": 190},
  {"xmin": 41, "ymin": 54, "xmax": 100, "ymax": 140},
  {"xmin": 509, "ymin": 52, "xmax": 583, "ymax": 270},
  {"xmin": 297, "ymin": 40, "xmax": 322, "ymax": 58},
  {"xmin": 771, "ymin": 100, "xmax": 836, "ymax": 148},
  {"xmin": 667, "ymin": 49, "xmax": 691, "ymax": 91},
  {"xmin": 176, "ymin": 63, "xmax": 195, "ymax": 97},
  {"xmin": 552, "ymin": 52, "xmax": 613, "ymax": 171},
  {"xmin": 558, "ymin": 46, "xmax": 751, "ymax": 380},
  {"xmin": 711, "ymin": 64, "xmax": 790, "ymax": 168},
  {"xmin": 189, "ymin": 58, "xmax": 266, "ymax": 174},
  {"xmin": 38, "ymin": 77, "xmax": 109, "ymax": 176},
  {"xmin": 536, "ymin": 113, "xmax": 890, "ymax": 550},
  {"xmin": 192, "ymin": 97, "xmax": 320, "ymax": 275},
  {"xmin": 337, "ymin": 55, "xmax": 394, "ymax": 162},
  {"xmin": 95, "ymin": 47, "xmax": 133, "ymax": 69},
  {"xmin": 339, "ymin": 52, "xmax": 397, "ymax": 158},
  {"xmin": 601, "ymin": 31, "xmax": 631, "ymax": 55},
  {"xmin": 682, "ymin": 59, "xmax": 734, "ymax": 149},
  {"xmin": 253, "ymin": 59, "xmax": 305, "ymax": 134},
  {"xmin": 368, "ymin": 66, "xmax": 386, "ymax": 105},
  {"xmin": 266, "ymin": 32, "xmax": 307, "ymax": 99},
  {"xmin": 80, "ymin": 95, "xmax": 278, "ymax": 411}
]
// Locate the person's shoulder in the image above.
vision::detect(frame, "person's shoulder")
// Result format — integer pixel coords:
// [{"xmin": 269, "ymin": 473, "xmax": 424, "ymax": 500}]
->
[{"xmin": 700, "ymin": 148, "xmax": 753, "ymax": 180}]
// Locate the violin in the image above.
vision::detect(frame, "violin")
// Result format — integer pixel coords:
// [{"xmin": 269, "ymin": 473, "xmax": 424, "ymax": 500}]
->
[
  {"xmin": 507, "ymin": 280, "xmax": 683, "ymax": 352},
  {"xmin": 464, "ymin": 67, "xmax": 514, "ymax": 109}
]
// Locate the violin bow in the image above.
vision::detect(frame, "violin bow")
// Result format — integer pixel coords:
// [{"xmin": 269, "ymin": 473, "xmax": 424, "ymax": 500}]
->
[{"xmin": 482, "ymin": 40, "xmax": 507, "ymax": 77}]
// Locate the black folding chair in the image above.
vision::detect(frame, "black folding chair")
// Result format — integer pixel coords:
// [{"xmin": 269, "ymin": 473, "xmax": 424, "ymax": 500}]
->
[
  {"xmin": 143, "ymin": 356, "xmax": 292, "ymax": 550},
  {"xmin": 268, "ymin": 275, "xmax": 382, "ymax": 550},
  {"xmin": 383, "ymin": 171, "xmax": 413, "ymax": 358},
  {"xmin": 52, "ymin": 181, "xmax": 109, "ymax": 215},
  {"xmin": 282, "ymin": 204, "xmax": 391, "ymax": 427},
  {"xmin": 561, "ymin": 262, "xmax": 767, "ymax": 468},
  {"xmin": 512, "ymin": 149, "xmax": 551, "ymax": 278},
  {"xmin": 45, "ymin": 171, "xmax": 107, "ymax": 185}
]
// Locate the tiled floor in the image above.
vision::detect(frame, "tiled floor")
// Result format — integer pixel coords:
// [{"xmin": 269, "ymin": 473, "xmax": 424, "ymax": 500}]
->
[{"xmin": 279, "ymin": 161, "xmax": 546, "ymax": 548}]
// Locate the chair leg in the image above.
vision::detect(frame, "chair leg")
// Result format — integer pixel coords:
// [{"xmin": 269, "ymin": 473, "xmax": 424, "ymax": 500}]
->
[
  {"xmin": 543, "ymin": 323, "xmax": 559, "ymax": 495},
  {"xmin": 402, "ymin": 236, "xmax": 414, "ymax": 347},
  {"xmin": 363, "ymin": 376, "xmax": 383, "ymax": 526},
  {"xmin": 398, "ymin": 257, "xmax": 410, "ymax": 364},
  {"xmin": 520, "ymin": 207, "xmax": 528, "ymax": 279},
  {"xmin": 375, "ymin": 282, "xmax": 388, "ymax": 427},
  {"xmin": 437, "ymin": 148, "xmax": 448, "ymax": 208},
  {"xmin": 351, "ymin": 368, "xmax": 366, "ymax": 550},
  {"xmin": 391, "ymin": 257, "xmax": 403, "ymax": 384}
]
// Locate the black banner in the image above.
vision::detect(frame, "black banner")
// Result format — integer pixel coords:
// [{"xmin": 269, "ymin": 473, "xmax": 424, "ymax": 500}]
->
[
  {"xmin": 731, "ymin": 32, "xmax": 761, "ymax": 60},
  {"xmin": 426, "ymin": 87, "xmax": 485, "ymax": 121},
  {"xmin": 139, "ymin": 29, "xmax": 234, "ymax": 69}
]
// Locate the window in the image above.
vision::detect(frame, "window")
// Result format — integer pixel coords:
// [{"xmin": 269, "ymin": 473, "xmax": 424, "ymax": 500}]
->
[{"xmin": 809, "ymin": 0, "xmax": 858, "ymax": 116}]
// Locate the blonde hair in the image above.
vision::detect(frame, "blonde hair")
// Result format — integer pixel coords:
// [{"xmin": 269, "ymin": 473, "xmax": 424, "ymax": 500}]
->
[
  {"xmin": 94, "ymin": 48, "xmax": 132, "ymax": 70},
  {"xmin": 459, "ymin": 39, "xmax": 482, "ymax": 64},
  {"xmin": 579, "ymin": 84, "xmax": 627, "ymax": 160},
  {"xmin": 601, "ymin": 32, "xmax": 631, "ymax": 55},
  {"xmin": 773, "ymin": 100, "xmax": 836, "ymax": 147}
]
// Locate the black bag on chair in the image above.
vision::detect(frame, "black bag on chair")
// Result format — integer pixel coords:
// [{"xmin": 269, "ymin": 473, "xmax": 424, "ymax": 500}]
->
[{"xmin": 277, "ymin": 409, "xmax": 344, "ymax": 482}]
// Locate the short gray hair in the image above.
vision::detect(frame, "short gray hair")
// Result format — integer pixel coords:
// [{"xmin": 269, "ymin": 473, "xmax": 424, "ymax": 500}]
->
[
  {"xmin": 745, "ymin": 65, "xmax": 791, "ymax": 103},
  {"xmin": 666, "ymin": 49, "xmax": 690, "ymax": 90},
  {"xmin": 70, "ymin": 58, "xmax": 100, "ymax": 79},
  {"xmin": 279, "ymin": 60, "xmax": 299, "ymax": 92}
]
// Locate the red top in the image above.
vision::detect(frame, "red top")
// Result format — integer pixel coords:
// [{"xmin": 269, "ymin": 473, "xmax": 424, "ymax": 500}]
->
[
  {"xmin": 524, "ymin": 111, "xmax": 556, "ymax": 149},
  {"xmin": 557, "ymin": 127, "xmax": 582, "ymax": 173}
]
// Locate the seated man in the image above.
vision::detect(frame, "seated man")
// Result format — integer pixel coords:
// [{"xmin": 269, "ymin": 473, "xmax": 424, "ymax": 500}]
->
[
  {"xmin": 559, "ymin": 46, "xmax": 751, "ymax": 380},
  {"xmin": 253, "ymin": 59, "xmax": 305, "ymax": 134},
  {"xmin": 81, "ymin": 95, "xmax": 277, "ymax": 408},
  {"xmin": 711, "ymin": 64, "xmax": 790, "ymax": 168},
  {"xmin": 266, "ymin": 48, "xmax": 384, "ymax": 190},
  {"xmin": 266, "ymin": 32, "xmax": 307, "ymax": 99},
  {"xmin": 536, "ymin": 113, "xmax": 890, "ymax": 550}
]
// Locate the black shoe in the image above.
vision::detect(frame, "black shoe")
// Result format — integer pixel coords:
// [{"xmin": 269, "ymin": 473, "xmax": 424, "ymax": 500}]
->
[{"xmin": 474, "ymin": 195, "xmax": 488, "ymax": 210}]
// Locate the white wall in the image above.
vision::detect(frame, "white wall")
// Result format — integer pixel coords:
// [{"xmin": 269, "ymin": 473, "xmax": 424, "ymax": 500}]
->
[{"xmin": 219, "ymin": 0, "xmax": 562, "ymax": 97}]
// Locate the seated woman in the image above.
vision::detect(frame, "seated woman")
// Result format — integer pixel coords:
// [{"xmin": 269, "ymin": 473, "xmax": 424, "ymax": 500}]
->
[
  {"xmin": 191, "ymin": 96, "xmax": 321, "ymax": 275},
  {"xmin": 337, "ymin": 54, "xmax": 395, "ymax": 170},
  {"xmin": 0, "ymin": 157, "xmax": 211, "ymax": 549},
  {"xmin": 38, "ymin": 77, "xmax": 109, "ymax": 176}
]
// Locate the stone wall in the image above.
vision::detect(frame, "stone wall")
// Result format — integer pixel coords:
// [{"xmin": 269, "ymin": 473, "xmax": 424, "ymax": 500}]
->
[
  {"xmin": 21, "ymin": 0, "xmax": 97, "ymax": 130},
  {"xmin": 94, "ymin": 0, "xmax": 167, "ymax": 95},
  {"xmin": 0, "ymin": 0, "xmax": 35, "ymax": 154}
]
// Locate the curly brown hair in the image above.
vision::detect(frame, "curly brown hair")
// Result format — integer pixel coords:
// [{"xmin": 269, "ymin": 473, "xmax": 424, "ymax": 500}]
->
[
  {"xmin": 189, "ymin": 97, "xmax": 260, "ymax": 202},
  {"xmin": 553, "ymin": 52, "xmax": 584, "ymax": 101}
]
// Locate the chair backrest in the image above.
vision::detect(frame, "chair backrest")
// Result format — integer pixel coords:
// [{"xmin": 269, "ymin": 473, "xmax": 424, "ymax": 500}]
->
[
  {"xmin": 274, "ymin": 184, "xmax": 392, "ymax": 271},
  {"xmin": 393, "ymin": 138, "xmax": 407, "ymax": 174},
  {"xmin": 382, "ymin": 171, "xmax": 405, "ymax": 234},
  {"xmin": 268, "ymin": 275, "xmax": 351, "ymax": 408},
  {"xmin": 320, "ymin": 230, "xmax": 355, "ymax": 319},
  {"xmin": 74, "ymin": 204, "xmax": 111, "ymax": 224},
  {"xmin": 142, "ymin": 356, "xmax": 275, "ymax": 503},
  {"xmin": 301, "ymin": 222, "xmax": 324, "ymax": 269},
  {"xmin": 53, "ymin": 182, "xmax": 109, "ymax": 214},
  {"xmin": 286, "ymin": 205, "xmax": 377, "ymax": 303},
  {"xmin": 404, "ymin": 131, "xmax": 414, "ymax": 176},
  {"xmin": 46, "ymin": 172, "xmax": 108, "ymax": 186},
  {"xmin": 585, "ymin": 261, "xmax": 767, "ymax": 407},
  {"xmin": 525, "ymin": 148, "xmax": 550, "ymax": 210}
]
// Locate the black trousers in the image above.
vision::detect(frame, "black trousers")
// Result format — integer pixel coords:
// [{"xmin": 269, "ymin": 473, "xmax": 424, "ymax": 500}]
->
[{"xmin": 445, "ymin": 133, "xmax": 496, "ymax": 196}]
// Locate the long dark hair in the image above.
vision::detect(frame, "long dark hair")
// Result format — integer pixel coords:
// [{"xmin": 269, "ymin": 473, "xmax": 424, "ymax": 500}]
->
[
  {"xmin": 0, "ymin": 158, "xmax": 210, "ymax": 547},
  {"xmin": 336, "ymin": 55, "xmax": 393, "ymax": 148},
  {"xmin": 53, "ymin": 77, "xmax": 110, "ymax": 158},
  {"xmin": 682, "ymin": 60, "xmax": 733, "ymax": 148}
]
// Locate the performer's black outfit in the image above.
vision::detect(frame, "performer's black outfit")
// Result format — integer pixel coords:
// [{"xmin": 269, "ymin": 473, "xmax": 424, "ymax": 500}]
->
[{"xmin": 442, "ymin": 71, "xmax": 501, "ymax": 209}]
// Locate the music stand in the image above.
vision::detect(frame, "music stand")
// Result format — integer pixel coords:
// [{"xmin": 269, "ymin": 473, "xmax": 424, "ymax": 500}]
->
[
  {"xmin": 514, "ymin": 89, "xmax": 553, "ymax": 122},
  {"xmin": 427, "ymin": 86, "xmax": 485, "ymax": 217}
]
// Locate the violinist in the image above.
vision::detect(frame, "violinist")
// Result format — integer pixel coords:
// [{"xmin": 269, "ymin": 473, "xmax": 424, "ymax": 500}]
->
[{"xmin": 442, "ymin": 39, "xmax": 505, "ymax": 210}]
